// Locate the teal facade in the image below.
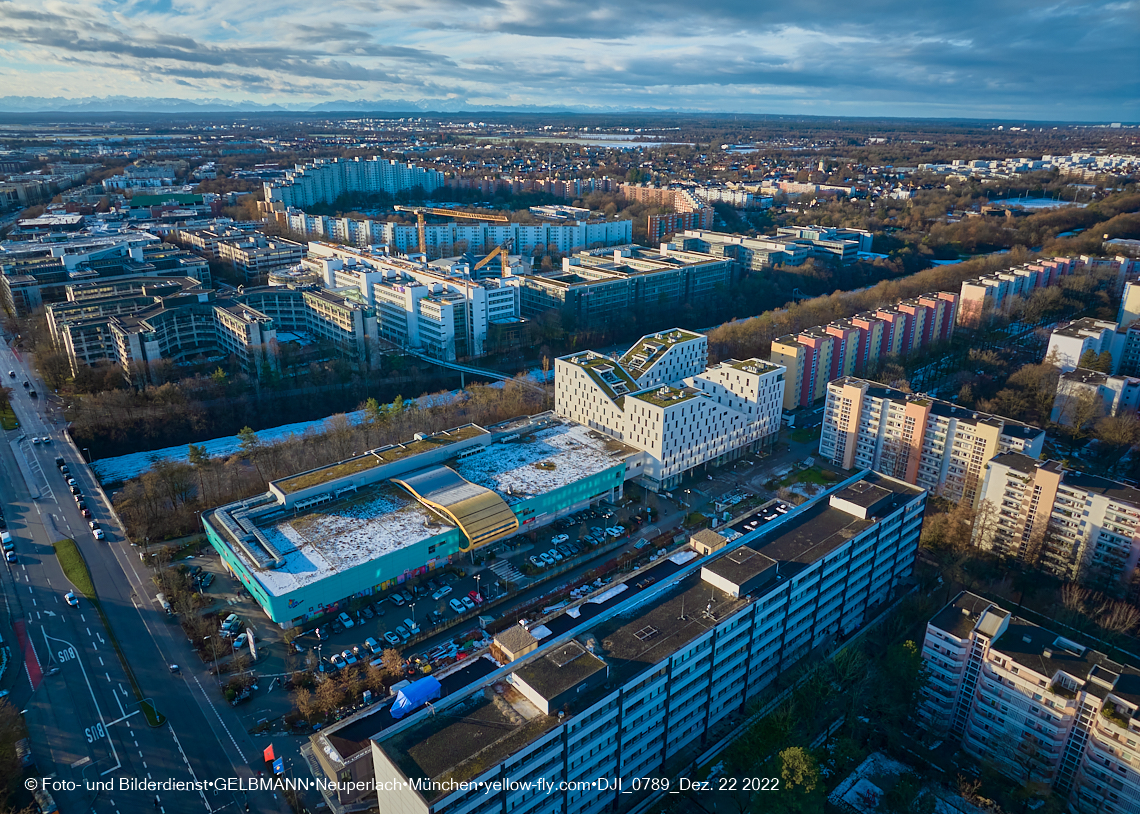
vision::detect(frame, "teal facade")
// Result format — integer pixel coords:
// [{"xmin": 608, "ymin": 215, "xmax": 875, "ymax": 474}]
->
[{"xmin": 205, "ymin": 461, "xmax": 625, "ymax": 628}]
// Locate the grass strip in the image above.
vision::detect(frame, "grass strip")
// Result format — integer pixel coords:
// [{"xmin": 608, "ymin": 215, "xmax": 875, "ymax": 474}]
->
[
  {"xmin": 0, "ymin": 405, "xmax": 17, "ymax": 430},
  {"xmin": 53, "ymin": 539, "xmax": 167, "ymax": 727}
]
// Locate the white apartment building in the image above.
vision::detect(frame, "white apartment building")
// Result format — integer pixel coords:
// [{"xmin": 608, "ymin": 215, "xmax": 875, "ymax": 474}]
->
[
  {"xmin": 217, "ymin": 236, "xmax": 305, "ymax": 282},
  {"xmin": 366, "ymin": 472, "xmax": 926, "ymax": 814},
  {"xmin": 1051, "ymin": 368, "xmax": 1140, "ymax": 426},
  {"xmin": 919, "ymin": 592, "xmax": 1140, "ymax": 812},
  {"xmin": 1046, "ymin": 318, "xmax": 1123, "ymax": 372},
  {"xmin": 306, "ymin": 242, "xmax": 520, "ymax": 361},
  {"xmin": 263, "ymin": 157, "xmax": 445, "ymax": 209},
  {"xmin": 820, "ymin": 378, "xmax": 1045, "ymax": 508},
  {"xmin": 277, "ymin": 207, "xmax": 633, "ymax": 258},
  {"xmin": 555, "ymin": 330, "xmax": 784, "ymax": 490},
  {"xmin": 975, "ymin": 452, "xmax": 1140, "ymax": 587}
]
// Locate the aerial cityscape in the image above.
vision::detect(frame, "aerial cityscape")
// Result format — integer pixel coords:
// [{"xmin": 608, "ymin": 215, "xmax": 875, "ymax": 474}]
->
[{"xmin": 0, "ymin": 2, "xmax": 1137, "ymax": 814}]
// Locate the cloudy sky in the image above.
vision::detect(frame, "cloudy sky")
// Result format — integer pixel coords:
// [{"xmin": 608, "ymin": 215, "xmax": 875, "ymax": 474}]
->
[{"xmin": 0, "ymin": 0, "xmax": 1136, "ymax": 119}]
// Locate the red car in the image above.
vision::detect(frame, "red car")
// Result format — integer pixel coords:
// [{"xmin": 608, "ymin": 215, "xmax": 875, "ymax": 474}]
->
[{"xmin": 468, "ymin": 591, "xmax": 483, "ymax": 605}]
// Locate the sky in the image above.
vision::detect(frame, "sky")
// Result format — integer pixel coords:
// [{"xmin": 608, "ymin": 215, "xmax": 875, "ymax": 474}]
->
[{"xmin": 0, "ymin": 0, "xmax": 1136, "ymax": 119}]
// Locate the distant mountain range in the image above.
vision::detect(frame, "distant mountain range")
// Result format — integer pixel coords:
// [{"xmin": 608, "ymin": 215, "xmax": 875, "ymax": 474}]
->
[{"xmin": 0, "ymin": 95, "xmax": 675, "ymax": 115}]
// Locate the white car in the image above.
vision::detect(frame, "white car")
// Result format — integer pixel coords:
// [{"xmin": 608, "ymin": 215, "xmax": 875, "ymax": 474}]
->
[
  {"xmin": 329, "ymin": 653, "xmax": 346, "ymax": 670},
  {"xmin": 548, "ymin": 548, "xmax": 563, "ymax": 562},
  {"xmin": 606, "ymin": 526, "xmax": 625, "ymax": 536},
  {"xmin": 383, "ymin": 631, "xmax": 401, "ymax": 646},
  {"xmin": 430, "ymin": 586, "xmax": 451, "ymax": 600},
  {"xmin": 30, "ymin": 437, "xmax": 40, "ymax": 445},
  {"xmin": 460, "ymin": 596, "xmax": 475, "ymax": 611},
  {"xmin": 41, "ymin": 436, "xmax": 51, "ymax": 445},
  {"xmin": 233, "ymin": 633, "xmax": 248, "ymax": 649},
  {"xmin": 93, "ymin": 529, "xmax": 105, "ymax": 541},
  {"xmin": 529, "ymin": 555, "xmax": 545, "ymax": 568},
  {"xmin": 448, "ymin": 598, "xmax": 465, "ymax": 614},
  {"xmin": 65, "ymin": 591, "xmax": 79, "ymax": 607},
  {"xmin": 539, "ymin": 552, "xmax": 554, "ymax": 565},
  {"xmin": 338, "ymin": 612, "xmax": 355, "ymax": 629},
  {"xmin": 551, "ymin": 534, "xmax": 569, "ymax": 545},
  {"xmin": 364, "ymin": 637, "xmax": 381, "ymax": 654}
]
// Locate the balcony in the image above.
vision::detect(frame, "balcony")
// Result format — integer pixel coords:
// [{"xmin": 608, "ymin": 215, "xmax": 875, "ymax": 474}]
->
[{"xmin": 1102, "ymin": 706, "xmax": 1133, "ymax": 730}]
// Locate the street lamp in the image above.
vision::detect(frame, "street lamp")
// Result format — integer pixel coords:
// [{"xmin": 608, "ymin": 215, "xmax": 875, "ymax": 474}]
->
[
  {"xmin": 409, "ymin": 602, "xmax": 416, "ymax": 626},
  {"xmin": 475, "ymin": 574, "xmax": 481, "ymax": 601},
  {"xmin": 82, "ymin": 448, "xmax": 90, "ymax": 463}
]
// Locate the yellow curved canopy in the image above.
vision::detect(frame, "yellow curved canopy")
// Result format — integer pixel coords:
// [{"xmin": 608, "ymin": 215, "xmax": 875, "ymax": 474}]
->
[{"xmin": 392, "ymin": 466, "xmax": 519, "ymax": 551}]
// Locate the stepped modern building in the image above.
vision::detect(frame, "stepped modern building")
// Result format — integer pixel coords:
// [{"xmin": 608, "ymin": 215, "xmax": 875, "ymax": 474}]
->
[
  {"xmin": 919, "ymin": 592, "xmax": 1140, "ymax": 812},
  {"xmin": 556, "ymin": 329, "xmax": 785, "ymax": 490}
]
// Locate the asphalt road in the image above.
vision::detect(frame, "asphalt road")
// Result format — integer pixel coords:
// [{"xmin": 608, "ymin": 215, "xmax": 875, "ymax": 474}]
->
[{"xmin": 0, "ymin": 342, "xmax": 294, "ymax": 814}]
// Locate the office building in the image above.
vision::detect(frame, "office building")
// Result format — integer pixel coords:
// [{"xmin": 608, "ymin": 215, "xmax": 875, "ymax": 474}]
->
[
  {"xmin": 919, "ymin": 592, "xmax": 1140, "ymax": 812},
  {"xmin": 974, "ymin": 453, "xmax": 1140, "ymax": 586},
  {"xmin": 0, "ymin": 232, "xmax": 209, "ymax": 317},
  {"xmin": 364, "ymin": 471, "xmax": 925, "ymax": 814},
  {"xmin": 820, "ymin": 378, "xmax": 1044, "ymax": 508},
  {"xmin": 204, "ymin": 414, "xmax": 638, "ymax": 627},
  {"xmin": 680, "ymin": 229, "xmax": 809, "ymax": 269},
  {"xmin": 262, "ymin": 157, "xmax": 444, "ymax": 209},
  {"xmin": 770, "ymin": 292, "xmax": 959, "ymax": 410},
  {"xmin": 1051, "ymin": 368, "xmax": 1140, "ymax": 426},
  {"xmin": 217, "ymin": 235, "xmax": 305, "ymax": 283},
  {"xmin": 515, "ymin": 244, "xmax": 733, "ymax": 330},
  {"xmin": 169, "ymin": 224, "xmax": 261, "ymax": 259},
  {"xmin": 46, "ymin": 275, "xmax": 379, "ymax": 382},
  {"xmin": 555, "ymin": 329, "xmax": 784, "ymax": 490},
  {"xmin": 303, "ymin": 242, "xmax": 521, "ymax": 361}
]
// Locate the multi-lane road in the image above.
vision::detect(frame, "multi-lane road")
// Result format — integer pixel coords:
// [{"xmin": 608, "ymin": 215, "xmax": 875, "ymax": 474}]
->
[{"xmin": 0, "ymin": 342, "xmax": 292, "ymax": 814}]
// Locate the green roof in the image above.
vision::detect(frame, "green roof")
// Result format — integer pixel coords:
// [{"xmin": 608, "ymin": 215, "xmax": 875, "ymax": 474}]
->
[{"xmin": 631, "ymin": 386, "xmax": 699, "ymax": 408}]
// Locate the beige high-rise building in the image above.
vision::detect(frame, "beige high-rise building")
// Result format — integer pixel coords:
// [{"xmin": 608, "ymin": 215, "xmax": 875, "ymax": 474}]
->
[
  {"xmin": 975, "ymin": 452, "xmax": 1140, "ymax": 586},
  {"xmin": 920, "ymin": 592, "xmax": 1140, "ymax": 812},
  {"xmin": 820, "ymin": 378, "xmax": 1044, "ymax": 507}
]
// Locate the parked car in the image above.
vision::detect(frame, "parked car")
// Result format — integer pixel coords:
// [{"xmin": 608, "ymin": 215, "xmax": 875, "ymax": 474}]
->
[
  {"xmin": 460, "ymin": 595, "xmax": 475, "ymax": 611},
  {"xmin": 431, "ymin": 586, "xmax": 451, "ymax": 600},
  {"xmin": 448, "ymin": 598, "xmax": 465, "ymax": 614},
  {"xmin": 5, "ymin": 552, "xmax": 15, "ymax": 563},
  {"xmin": 338, "ymin": 611, "xmax": 355, "ymax": 629},
  {"xmin": 199, "ymin": 572, "xmax": 213, "ymax": 588},
  {"xmin": 360, "ymin": 605, "xmax": 374, "ymax": 620},
  {"xmin": 529, "ymin": 555, "xmax": 545, "ymax": 568},
  {"xmin": 331, "ymin": 620, "xmax": 345, "ymax": 634},
  {"xmin": 373, "ymin": 602, "xmax": 386, "ymax": 616},
  {"xmin": 548, "ymin": 548, "xmax": 563, "ymax": 562},
  {"xmin": 468, "ymin": 591, "xmax": 483, "ymax": 605},
  {"xmin": 404, "ymin": 617, "xmax": 420, "ymax": 634},
  {"xmin": 539, "ymin": 552, "xmax": 554, "ymax": 565},
  {"xmin": 606, "ymin": 526, "xmax": 624, "ymax": 536},
  {"xmin": 342, "ymin": 649, "xmax": 358, "ymax": 666},
  {"xmin": 551, "ymin": 534, "xmax": 569, "ymax": 545},
  {"xmin": 222, "ymin": 613, "xmax": 240, "ymax": 631},
  {"xmin": 399, "ymin": 590, "xmax": 414, "ymax": 603},
  {"xmin": 383, "ymin": 631, "xmax": 401, "ymax": 646},
  {"xmin": 364, "ymin": 637, "xmax": 381, "ymax": 654},
  {"xmin": 233, "ymin": 634, "xmax": 248, "ymax": 649},
  {"xmin": 329, "ymin": 653, "xmax": 346, "ymax": 670},
  {"xmin": 314, "ymin": 626, "xmax": 328, "ymax": 641},
  {"xmin": 395, "ymin": 625, "xmax": 409, "ymax": 641},
  {"xmin": 390, "ymin": 593, "xmax": 406, "ymax": 606}
]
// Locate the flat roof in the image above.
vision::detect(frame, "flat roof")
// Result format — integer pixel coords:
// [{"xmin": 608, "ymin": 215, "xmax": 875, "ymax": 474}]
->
[
  {"xmin": 451, "ymin": 422, "xmax": 632, "ymax": 504},
  {"xmin": 513, "ymin": 641, "xmax": 607, "ymax": 701},
  {"xmin": 250, "ymin": 485, "xmax": 456, "ymax": 597},
  {"xmin": 703, "ymin": 545, "xmax": 776, "ymax": 586},
  {"xmin": 629, "ymin": 385, "xmax": 699, "ymax": 408},
  {"xmin": 620, "ymin": 329, "xmax": 703, "ymax": 374}
]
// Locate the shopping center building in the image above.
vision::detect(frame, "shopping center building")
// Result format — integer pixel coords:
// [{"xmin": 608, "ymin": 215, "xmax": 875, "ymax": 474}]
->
[{"xmin": 203, "ymin": 414, "xmax": 639, "ymax": 627}]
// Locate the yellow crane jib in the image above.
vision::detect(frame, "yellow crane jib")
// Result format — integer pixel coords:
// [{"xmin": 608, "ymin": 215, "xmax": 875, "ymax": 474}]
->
[{"xmin": 394, "ymin": 206, "xmax": 510, "ymax": 256}]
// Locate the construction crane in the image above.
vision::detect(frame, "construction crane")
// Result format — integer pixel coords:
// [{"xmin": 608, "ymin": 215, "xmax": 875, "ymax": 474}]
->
[
  {"xmin": 471, "ymin": 238, "xmax": 513, "ymax": 278},
  {"xmin": 393, "ymin": 205, "xmax": 509, "ymax": 257}
]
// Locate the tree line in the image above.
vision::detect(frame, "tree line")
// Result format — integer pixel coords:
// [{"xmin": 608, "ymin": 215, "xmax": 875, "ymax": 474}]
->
[{"xmin": 113, "ymin": 379, "xmax": 550, "ymax": 542}]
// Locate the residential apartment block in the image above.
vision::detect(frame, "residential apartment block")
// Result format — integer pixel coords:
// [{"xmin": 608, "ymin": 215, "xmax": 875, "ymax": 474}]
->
[
  {"xmin": 262, "ymin": 157, "xmax": 444, "ymax": 209},
  {"xmin": 45, "ymin": 276, "xmax": 379, "ymax": 382},
  {"xmin": 366, "ymin": 472, "xmax": 925, "ymax": 814},
  {"xmin": 956, "ymin": 258, "xmax": 1076, "ymax": 327},
  {"xmin": 974, "ymin": 453, "xmax": 1140, "ymax": 586},
  {"xmin": 303, "ymin": 242, "xmax": 520, "ymax": 361},
  {"xmin": 1052, "ymin": 368, "xmax": 1140, "ymax": 426},
  {"xmin": 919, "ymin": 592, "xmax": 1140, "ymax": 812},
  {"xmin": 270, "ymin": 206, "xmax": 634, "ymax": 258},
  {"xmin": 820, "ymin": 378, "xmax": 1045, "ymax": 507},
  {"xmin": 1046, "ymin": 318, "xmax": 1122, "ymax": 372},
  {"xmin": 516, "ymin": 244, "xmax": 734, "ymax": 330},
  {"xmin": 555, "ymin": 329, "xmax": 783, "ymax": 490},
  {"xmin": 770, "ymin": 292, "xmax": 958, "ymax": 410}
]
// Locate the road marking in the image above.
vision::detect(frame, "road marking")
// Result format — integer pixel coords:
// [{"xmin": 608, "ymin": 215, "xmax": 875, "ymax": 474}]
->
[
  {"xmin": 105, "ymin": 710, "xmax": 139, "ymax": 727},
  {"xmin": 81, "ymin": 614, "xmax": 86, "ymax": 622},
  {"xmin": 118, "ymin": 683, "xmax": 127, "ymax": 698},
  {"xmin": 105, "ymin": 672, "xmax": 110, "ymax": 682},
  {"xmin": 193, "ymin": 676, "xmax": 248, "ymax": 762},
  {"xmin": 168, "ymin": 726, "xmax": 212, "ymax": 812},
  {"xmin": 41, "ymin": 630, "xmax": 119, "ymax": 775},
  {"xmin": 96, "ymin": 632, "xmax": 104, "ymax": 644},
  {"xmin": 31, "ymin": 598, "xmax": 35, "ymax": 607},
  {"xmin": 86, "ymin": 627, "xmax": 91, "ymax": 636},
  {"xmin": 70, "ymin": 756, "xmax": 91, "ymax": 768},
  {"xmin": 98, "ymin": 656, "xmax": 104, "ymax": 666}
]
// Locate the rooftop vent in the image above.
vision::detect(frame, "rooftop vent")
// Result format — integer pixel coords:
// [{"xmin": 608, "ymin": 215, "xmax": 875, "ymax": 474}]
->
[{"xmin": 1023, "ymin": 635, "xmax": 1033, "ymax": 644}]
